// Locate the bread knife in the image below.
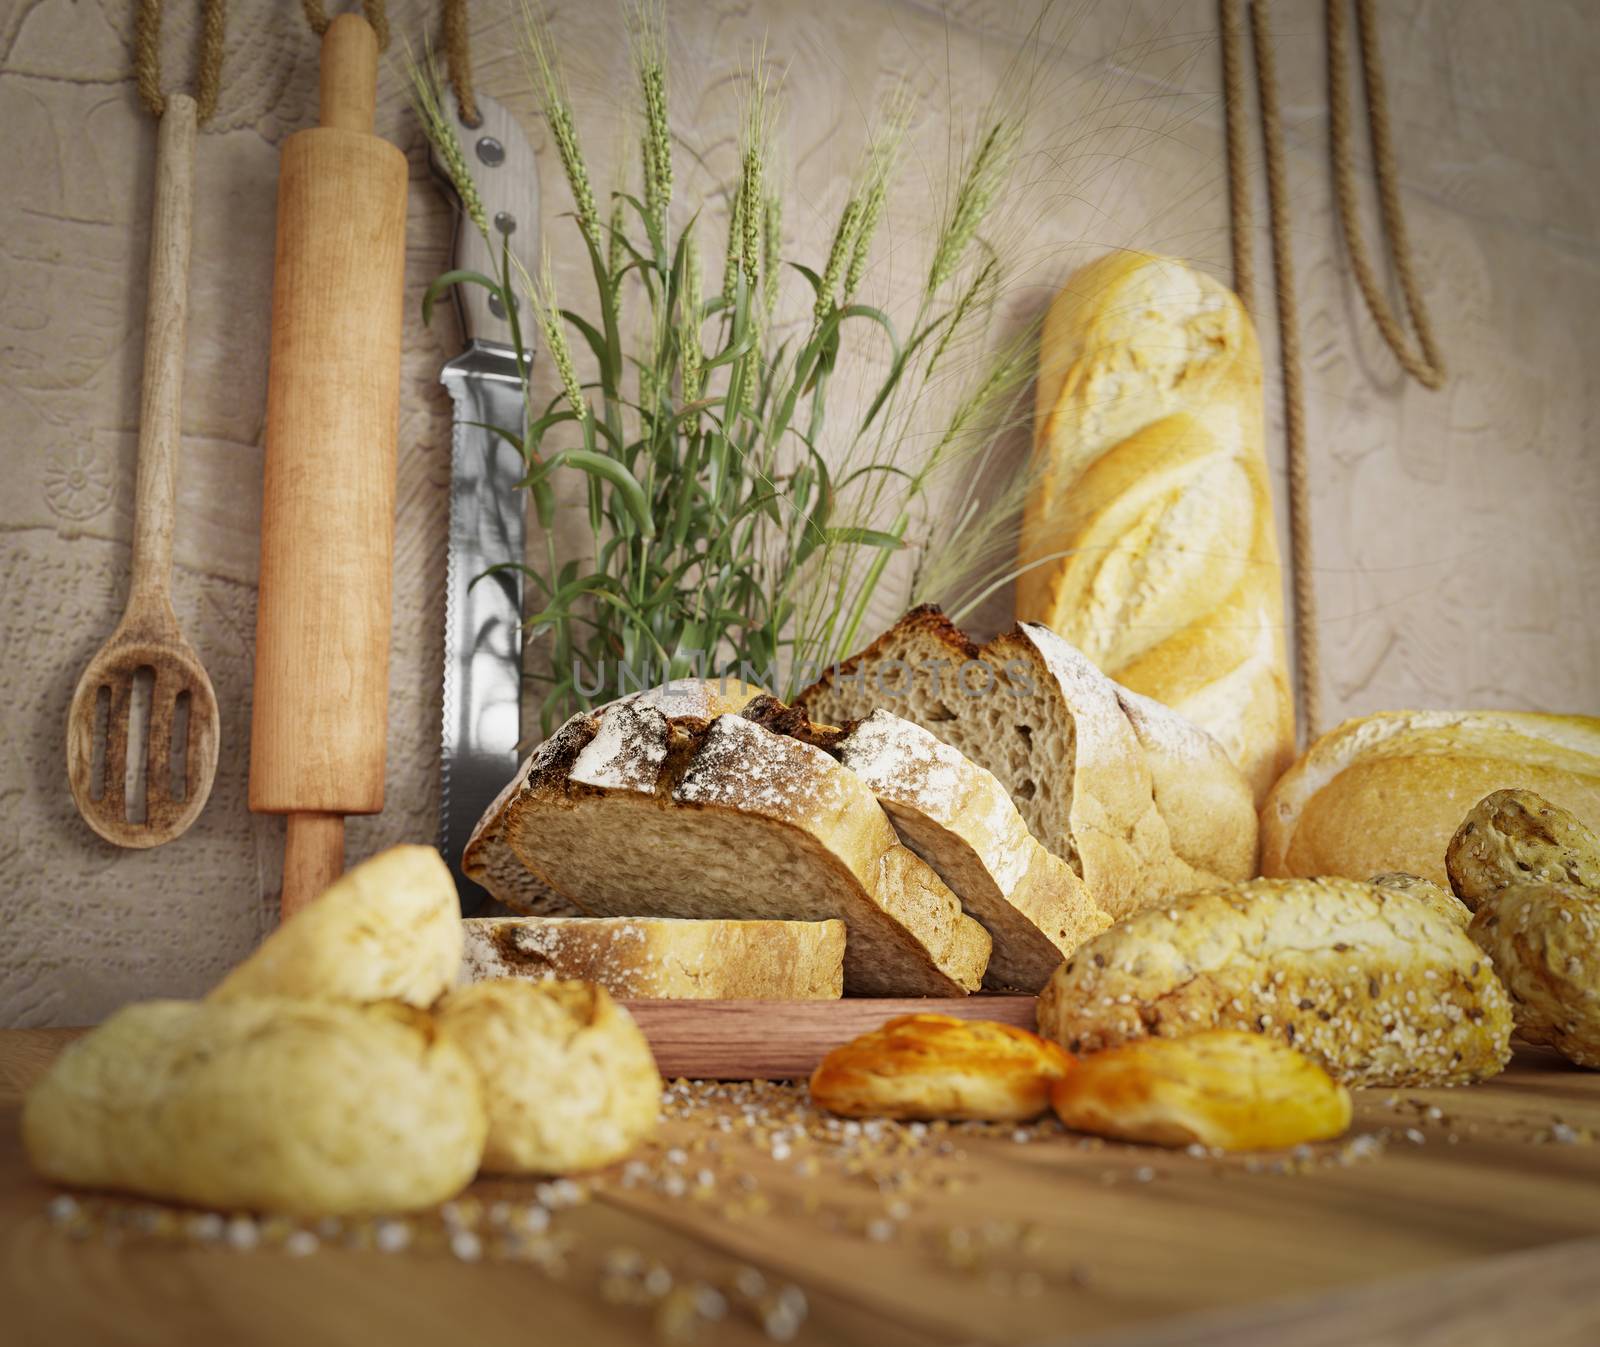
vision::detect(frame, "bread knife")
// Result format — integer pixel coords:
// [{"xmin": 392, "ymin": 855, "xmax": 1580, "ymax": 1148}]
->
[{"xmin": 429, "ymin": 94, "xmax": 539, "ymax": 913}]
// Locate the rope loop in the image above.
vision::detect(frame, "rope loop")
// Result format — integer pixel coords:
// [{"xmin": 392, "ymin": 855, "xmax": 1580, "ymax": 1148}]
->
[
  {"xmin": 443, "ymin": 0, "xmax": 481, "ymax": 127},
  {"xmin": 301, "ymin": 0, "xmax": 391, "ymax": 52},
  {"xmin": 133, "ymin": 0, "xmax": 227, "ymax": 123}
]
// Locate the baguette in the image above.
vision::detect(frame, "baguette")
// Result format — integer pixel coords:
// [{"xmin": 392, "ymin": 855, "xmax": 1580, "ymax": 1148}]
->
[
  {"xmin": 462, "ymin": 915, "xmax": 846, "ymax": 999},
  {"xmin": 1018, "ymin": 251, "xmax": 1293, "ymax": 802},
  {"xmin": 489, "ymin": 701, "xmax": 992, "ymax": 996},
  {"xmin": 1262, "ymin": 711, "xmax": 1600, "ymax": 886},
  {"xmin": 799, "ymin": 607, "xmax": 1257, "ymax": 921},
  {"xmin": 743, "ymin": 697, "xmax": 1109, "ymax": 990}
]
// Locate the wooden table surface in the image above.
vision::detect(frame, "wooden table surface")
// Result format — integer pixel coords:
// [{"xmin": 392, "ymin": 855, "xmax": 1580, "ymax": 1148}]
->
[{"xmin": 4, "ymin": 1027, "xmax": 1600, "ymax": 1347}]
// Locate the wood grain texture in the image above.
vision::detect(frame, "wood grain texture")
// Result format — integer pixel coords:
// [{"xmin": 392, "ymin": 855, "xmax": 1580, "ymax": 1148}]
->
[{"xmin": 4, "ymin": 1031, "xmax": 1600, "ymax": 1345}]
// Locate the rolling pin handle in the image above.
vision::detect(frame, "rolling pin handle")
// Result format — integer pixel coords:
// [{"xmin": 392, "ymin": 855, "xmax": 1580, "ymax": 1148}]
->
[
  {"xmin": 282, "ymin": 812, "xmax": 345, "ymax": 918},
  {"xmin": 318, "ymin": 13, "xmax": 379, "ymax": 135}
]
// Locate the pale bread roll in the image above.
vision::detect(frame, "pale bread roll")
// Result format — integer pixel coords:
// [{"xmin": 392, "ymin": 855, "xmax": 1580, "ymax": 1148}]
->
[
  {"xmin": 23, "ymin": 998, "xmax": 486, "ymax": 1215},
  {"xmin": 435, "ymin": 979, "xmax": 661, "ymax": 1174},
  {"xmin": 1018, "ymin": 251, "xmax": 1293, "ymax": 803}
]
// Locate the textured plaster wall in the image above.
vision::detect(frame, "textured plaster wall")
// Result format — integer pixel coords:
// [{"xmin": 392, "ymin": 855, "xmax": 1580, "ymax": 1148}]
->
[{"xmin": 2, "ymin": 0, "xmax": 1597, "ymax": 1025}]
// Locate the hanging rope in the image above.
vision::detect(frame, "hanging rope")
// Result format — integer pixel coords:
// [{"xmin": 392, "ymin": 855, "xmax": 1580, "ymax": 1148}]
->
[
  {"xmin": 1220, "ymin": 0, "xmax": 1322, "ymax": 741},
  {"xmin": 134, "ymin": 0, "xmax": 227, "ymax": 123},
  {"xmin": 442, "ymin": 0, "xmax": 481, "ymax": 127},
  {"xmin": 1327, "ymin": 0, "xmax": 1446, "ymax": 388},
  {"xmin": 301, "ymin": 0, "xmax": 390, "ymax": 51}
]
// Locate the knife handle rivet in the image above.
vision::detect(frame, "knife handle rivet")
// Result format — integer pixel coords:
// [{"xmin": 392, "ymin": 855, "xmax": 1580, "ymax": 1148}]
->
[
  {"xmin": 495, "ymin": 211, "xmax": 517, "ymax": 236},
  {"xmin": 475, "ymin": 135, "xmax": 506, "ymax": 167},
  {"xmin": 488, "ymin": 291, "xmax": 517, "ymax": 319}
]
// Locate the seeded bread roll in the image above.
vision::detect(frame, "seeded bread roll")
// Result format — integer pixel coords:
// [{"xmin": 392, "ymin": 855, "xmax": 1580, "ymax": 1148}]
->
[
  {"xmin": 435, "ymin": 979, "xmax": 660, "ymax": 1175},
  {"xmin": 1036, "ymin": 877, "xmax": 1514, "ymax": 1088},
  {"xmin": 1018, "ymin": 251, "xmax": 1294, "ymax": 803},
  {"xmin": 1262, "ymin": 711, "xmax": 1600, "ymax": 886},
  {"xmin": 487, "ymin": 701, "xmax": 992, "ymax": 996},
  {"xmin": 1447, "ymin": 789, "xmax": 1600, "ymax": 911},
  {"xmin": 210, "ymin": 845, "xmax": 461, "ymax": 1008},
  {"xmin": 1050, "ymin": 1030, "xmax": 1352, "ymax": 1151},
  {"xmin": 465, "ymin": 679, "xmax": 766, "ymax": 914},
  {"xmin": 810, "ymin": 1014, "xmax": 1073, "ymax": 1121},
  {"xmin": 1468, "ymin": 882, "xmax": 1600, "ymax": 1069},
  {"xmin": 23, "ymin": 998, "xmax": 486, "ymax": 1215},
  {"xmin": 462, "ymin": 916, "xmax": 846, "ymax": 999},
  {"xmin": 799, "ymin": 606, "xmax": 1257, "ymax": 921},
  {"xmin": 1369, "ymin": 872, "xmax": 1471, "ymax": 928},
  {"xmin": 742, "ymin": 698, "xmax": 1110, "ymax": 991}
]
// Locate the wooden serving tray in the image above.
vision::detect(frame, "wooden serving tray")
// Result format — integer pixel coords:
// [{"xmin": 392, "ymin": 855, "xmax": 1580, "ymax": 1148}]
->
[{"xmin": 620, "ymin": 995, "xmax": 1037, "ymax": 1079}]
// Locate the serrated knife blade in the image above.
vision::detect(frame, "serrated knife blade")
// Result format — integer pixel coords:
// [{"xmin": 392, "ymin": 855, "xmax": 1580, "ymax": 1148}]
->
[{"xmin": 429, "ymin": 94, "xmax": 540, "ymax": 912}]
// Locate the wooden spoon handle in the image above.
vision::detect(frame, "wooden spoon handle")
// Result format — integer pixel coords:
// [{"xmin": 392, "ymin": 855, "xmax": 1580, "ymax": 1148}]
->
[{"xmin": 128, "ymin": 93, "xmax": 197, "ymax": 622}]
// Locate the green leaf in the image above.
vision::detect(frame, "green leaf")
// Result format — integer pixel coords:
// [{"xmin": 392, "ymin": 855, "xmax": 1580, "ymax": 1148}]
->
[{"xmin": 421, "ymin": 268, "xmax": 501, "ymax": 328}]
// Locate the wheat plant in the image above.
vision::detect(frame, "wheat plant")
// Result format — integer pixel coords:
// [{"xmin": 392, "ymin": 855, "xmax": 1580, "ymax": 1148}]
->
[{"xmin": 413, "ymin": 2, "xmax": 1040, "ymax": 732}]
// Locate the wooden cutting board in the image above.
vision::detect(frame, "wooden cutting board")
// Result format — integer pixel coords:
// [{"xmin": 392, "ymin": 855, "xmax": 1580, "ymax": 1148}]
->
[{"xmin": 4, "ymin": 1028, "xmax": 1600, "ymax": 1347}]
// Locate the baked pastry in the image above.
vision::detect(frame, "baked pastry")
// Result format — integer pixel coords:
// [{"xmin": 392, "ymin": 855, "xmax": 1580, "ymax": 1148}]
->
[
  {"xmin": 462, "ymin": 916, "xmax": 846, "ymax": 999},
  {"xmin": 210, "ymin": 844, "xmax": 461, "ymax": 1008},
  {"xmin": 479, "ymin": 699, "xmax": 992, "ymax": 995},
  {"xmin": 1262, "ymin": 711, "xmax": 1600, "ymax": 886},
  {"xmin": 809, "ymin": 1014, "xmax": 1073, "ymax": 1121},
  {"xmin": 1468, "ymin": 882, "xmax": 1600, "ymax": 1069},
  {"xmin": 1017, "ymin": 251, "xmax": 1293, "ymax": 803},
  {"xmin": 1447, "ymin": 789, "xmax": 1600, "ymax": 911},
  {"xmin": 1036, "ymin": 876, "xmax": 1513, "ymax": 1087},
  {"xmin": 742, "ymin": 698, "xmax": 1111, "ymax": 991},
  {"xmin": 23, "ymin": 998, "xmax": 486, "ymax": 1215},
  {"xmin": 799, "ymin": 606, "xmax": 1257, "ymax": 920},
  {"xmin": 1369, "ymin": 872, "xmax": 1471, "ymax": 928},
  {"xmin": 466, "ymin": 679, "xmax": 766, "ymax": 914},
  {"xmin": 435, "ymin": 979, "xmax": 661, "ymax": 1174},
  {"xmin": 1050, "ymin": 1030, "xmax": 1351, "ymax": 1151}
]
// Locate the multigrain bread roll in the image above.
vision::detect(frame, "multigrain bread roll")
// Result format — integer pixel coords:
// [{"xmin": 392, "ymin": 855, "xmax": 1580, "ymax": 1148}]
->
[
  {"xmin": 1050, "ymin": 1031, "xmax": 1351, "ymax": 1151},
  {"xmin": 1036, "ymin": 877, "xmax": 1514, "ymax": 1087},
  {"xmin": 1447, "ymin": 789, "xmax": 1600, "ymax": 911},
  {"xmin": 1369, "ymin": 872, "xmax": 1471, "ymax": 928},
  {"xmin": 462, "ymin": 916, "xmax": 846, "ymax": 999},
  {"xmin": 1017, "ymin": 251, "xmax": 1293, "ymax": 803},
  {"xmin": 466, "ymin": 679, "xmax": 766, "ymax": 914},
  {"xmin": 1468, "ymin": 883, "xmax": 1600, "ymax": 1069},
  {"xmin": 23, "ymin": 999, "xmax": 486, "ymax": 1214},
  {"xmin": 809, "ymin": 1014, "xmax": 1073, "ymax": 1121},
  {"xmin": 1262, "ymin": 711, "xmax": 1600, "ymax": 886},
  {"xmin": 482, "ymin": 700, "xmax": 991, "ymax": 996},
  {"xmin": 210, "ymin": 845, "xmax": 461, "ymax": 1008},
  {"xmin": 435, "ymin": 980, "xmax": 660, "ymax": 1175},
  {"xmin": 799, "ymin": 607, "xmax": 1257, "ymax": 921},
  {"xmin": 742, "ymin": 698, "xmax": 1111, "ymax": 991}
]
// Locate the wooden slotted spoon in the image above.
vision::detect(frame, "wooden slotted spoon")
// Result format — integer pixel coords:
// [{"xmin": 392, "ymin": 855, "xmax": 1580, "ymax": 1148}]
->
[{"xmin": 66, "ymin": 93, "xmax": 219, "ymax": 847}]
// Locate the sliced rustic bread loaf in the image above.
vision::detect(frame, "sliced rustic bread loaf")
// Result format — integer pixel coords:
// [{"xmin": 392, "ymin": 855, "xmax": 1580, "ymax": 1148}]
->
[
  {"xmin": 490, "ymin": 701, "xmax": 992, "ymax": 996},
  {"xmin": 463, "ymin": 678, "xmax": 764, "ymax": 913},
  {"xmin": 462, "ymin": 916, "xmax": 846, "ymax": 999},
  {"xmin": 742, "ymin": 697, "xmax": 1110, "ymax": 991},
  {"xmin": 799, "ymin": 607, "xmax": 1257, "ymax": 921}
]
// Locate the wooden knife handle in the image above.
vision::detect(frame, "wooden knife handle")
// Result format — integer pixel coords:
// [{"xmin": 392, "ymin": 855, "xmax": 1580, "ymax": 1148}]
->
[{"xmin": 250, "ymin": 14, "xmax": 408, "ymax": 919}]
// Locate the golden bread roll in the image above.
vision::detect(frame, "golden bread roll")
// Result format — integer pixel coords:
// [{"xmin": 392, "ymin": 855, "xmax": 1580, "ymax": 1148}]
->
[
  {"xmin": 211, "ymin": 844, "xmax": 461, "ymax": 1008},
  {"xmin": 1036, "ymin": 877, "xmax": 1513, "ymax": 1087},
  {"xmin": 22, "ymin": 998, "xmax": 485, "ymax": 1215},
  {"xmin": 1447, "ymin": 789, "xmax": 1600, "ymax": 911},
  {"xmin": 1469, "ymin": 882, "xmax": 1600, "ymax": 1069},
  {"xmin": 1050, "ymin": 1030, "xmax": 1352, "ymax": 1151},
  {"xmin": 1018, "ymin": 251, "xmax": 1293, "ymax": 804},
  {"xmin": 1369, "ymin": 872, "xmax": 1471, "ymax": 928},
  {"xmin": 435, "ymin": 979, "xmax": 661, "ymax": 1175},
  {"xmin": 808, "ymin": 1013, "xmax": 1073, "ymax": 1121},
  {"xmin": 1262, "ymin": 711, "xmax": 1600, "ymax": 885}
]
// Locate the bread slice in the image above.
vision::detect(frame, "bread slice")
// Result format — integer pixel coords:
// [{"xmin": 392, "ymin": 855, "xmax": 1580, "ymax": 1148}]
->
[
  {"xmin": 799, "ymin": 607, "xmax": 1257, "ymax": 921},
  {"xmin": 490, "ymin": 700, "xmax": 992, "ymax": 996},
  {"xmin": 1261, "ymin": 711, "xmax": 1600, "ymax": 886},
  {"xmin": 462, "ymin": 916, "xmax": 846, "ymax": 999},
  {"xmin": 742, "ymin": 697, "xmax": 1110, "ymax": 990},
  {"xmin": 463, "ymin": 678, "xmax": 765, "ymax": 913}
]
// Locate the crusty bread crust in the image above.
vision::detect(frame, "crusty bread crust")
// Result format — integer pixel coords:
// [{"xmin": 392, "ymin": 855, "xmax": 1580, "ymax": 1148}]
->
[
  {"xmin": 1036, "ymin": 876, "xmax": 1513, "ymax": 1088},
  {"xmin": 462, "ymin": 916, "xmax": 846, "ymax": 1000},
  {"xmin": 1446, "ymin": 788, "xmax": 1600, "ymax": 911},
  {"xmin": 1018, "ymin": 251, "xmax": 1294, "ymax": 802},
  {"xmin": 1261, "ymin": 711, "xmax": 1600, "ymax": 885},
  {"xmin": 799, "ymin": 607, "xmax": 1256, "ymax": 921}
]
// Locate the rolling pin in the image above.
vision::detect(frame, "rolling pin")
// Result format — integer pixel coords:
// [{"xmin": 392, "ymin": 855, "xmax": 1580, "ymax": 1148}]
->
[{"xmin": 250, "ymin": 14, "xmax": 408, "ymax": 919}]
